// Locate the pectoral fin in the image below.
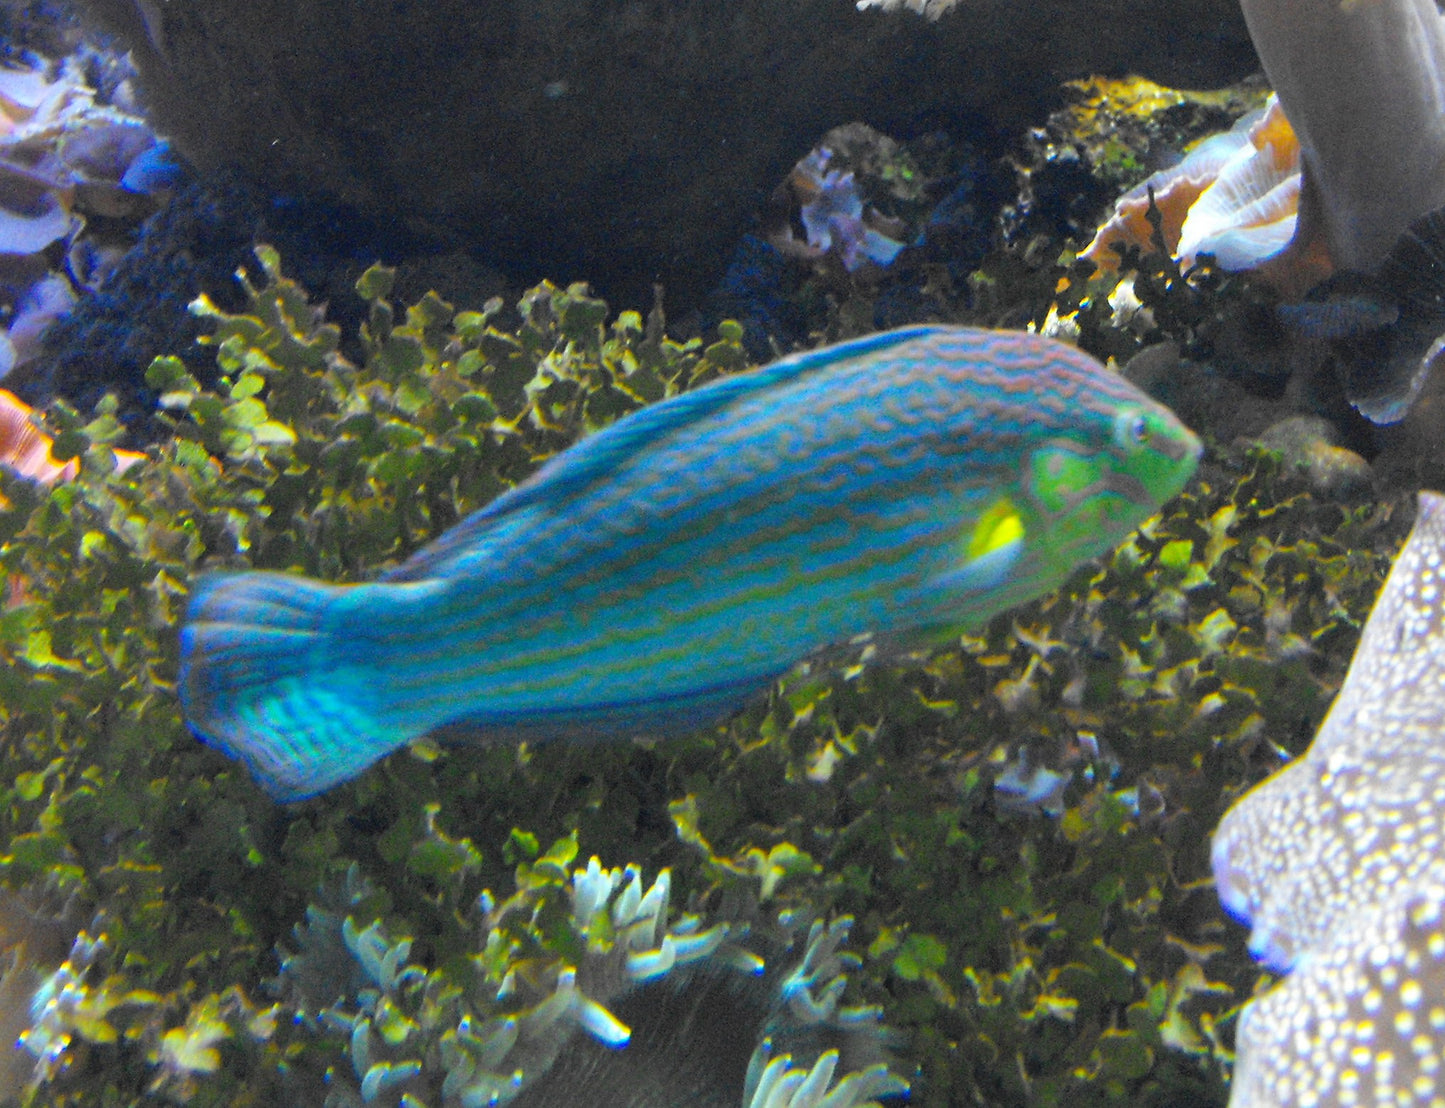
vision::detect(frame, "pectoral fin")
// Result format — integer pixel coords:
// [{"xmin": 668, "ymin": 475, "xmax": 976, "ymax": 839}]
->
[
  {"xmin": 934, "ymin": 497, "xmax": 1025, "ymax": 595},
  {"xmin": 885, "ymin": 498, "xmax": 1027, "ymax": 650}
]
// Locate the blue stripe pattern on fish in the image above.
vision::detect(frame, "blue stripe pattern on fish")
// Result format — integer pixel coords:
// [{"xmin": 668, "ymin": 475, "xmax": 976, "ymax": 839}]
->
[{"xmin": 179, "ymin": 324, "xmax": 1202, "ymax": 801}]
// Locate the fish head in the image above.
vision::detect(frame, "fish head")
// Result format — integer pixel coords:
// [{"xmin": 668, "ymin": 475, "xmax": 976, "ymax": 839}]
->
[
  {"xmin": 1021, "ymin": 392, "xmax": 1202, "ymax": 573},
  {"xmin": 1103, "ymin": 401, "xmax": 1204, "ymax": 505}
]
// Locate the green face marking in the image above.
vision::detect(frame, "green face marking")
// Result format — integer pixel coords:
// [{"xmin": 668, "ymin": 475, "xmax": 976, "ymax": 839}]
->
[
  {"xmin": 1030, "ymin": 405, "xmax": 1199, "ymax": 513},
  {"xmin": 1029, "ymin": 447, "xmax": 1108, "ymax": 516},
  {"xmin": 1026, "ymin": 402, "xmax": 1201, "ymax": 575},
  {"xmin": 1107, "ymin": 405, "xmax": 1202, "ymax": 508}
]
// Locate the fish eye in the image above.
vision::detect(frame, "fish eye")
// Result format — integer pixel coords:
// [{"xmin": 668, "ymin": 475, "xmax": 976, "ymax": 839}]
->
[{"xmin": 1115, "ymin": 409, "xmax": 1151, "ymax": 448}]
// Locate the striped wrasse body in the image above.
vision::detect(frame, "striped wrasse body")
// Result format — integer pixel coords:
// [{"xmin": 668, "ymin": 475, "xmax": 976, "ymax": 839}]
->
[{"xmin": 180, "ymin": 325, "xmax": 1201, "ymax": 800}]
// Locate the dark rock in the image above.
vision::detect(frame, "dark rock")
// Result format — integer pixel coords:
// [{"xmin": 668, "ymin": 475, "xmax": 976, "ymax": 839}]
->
[{"xmin": 73, "ymin": 0, "xmax": 1256, "ymax": 315}]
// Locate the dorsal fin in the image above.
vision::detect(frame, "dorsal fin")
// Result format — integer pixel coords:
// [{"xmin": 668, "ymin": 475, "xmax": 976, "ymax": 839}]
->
[{"xmin": 384, "ymin": 325, "xmax": 946, "ymax": 582}]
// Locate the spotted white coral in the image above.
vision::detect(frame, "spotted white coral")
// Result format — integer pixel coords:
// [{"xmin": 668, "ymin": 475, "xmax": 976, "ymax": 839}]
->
[{"xmin": 1212, "ymin": 492, "xmax": 1445, "ymax": 1107}]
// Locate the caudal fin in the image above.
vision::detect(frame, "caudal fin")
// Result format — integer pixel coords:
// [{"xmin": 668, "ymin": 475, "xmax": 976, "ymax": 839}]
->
[{"xmin": 179, "ymin": 571, "xmax": 405, "ymax": 801}]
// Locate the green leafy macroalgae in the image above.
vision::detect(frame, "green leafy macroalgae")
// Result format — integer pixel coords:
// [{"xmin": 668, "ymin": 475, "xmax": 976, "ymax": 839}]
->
[{"xmin": 180, "ymin": 324, "xmax": 1201, "ymax": 801}]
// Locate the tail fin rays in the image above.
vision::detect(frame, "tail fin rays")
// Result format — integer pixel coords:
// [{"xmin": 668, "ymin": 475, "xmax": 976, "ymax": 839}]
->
[{"xmin": 179, "ymin": 572, "xmax": 405, "ymax": 801}]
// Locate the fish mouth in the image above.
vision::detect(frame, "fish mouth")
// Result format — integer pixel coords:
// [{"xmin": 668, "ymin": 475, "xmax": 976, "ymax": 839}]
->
[{"xmin": 1161, "ymin": 425, "xmax": 1204, "ymax": 464}]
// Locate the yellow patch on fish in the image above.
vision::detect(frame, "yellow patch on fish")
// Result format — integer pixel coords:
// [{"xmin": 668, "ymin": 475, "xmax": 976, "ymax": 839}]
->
[{"xmin": 966, "ymin": 499, "xmax": 1025, "ymax": 563}]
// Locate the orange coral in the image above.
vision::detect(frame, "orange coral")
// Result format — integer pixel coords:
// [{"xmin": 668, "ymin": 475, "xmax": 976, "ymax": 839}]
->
[
  {"xmin": 0, "ymin": 389, "xmax": 146, "ymax": 486},
  {"xmin": 1082, "ymin": 96, "xmax": 1332, "ymax": 296},
  {"xmin": 0, "ymin": 388, "xmax": 79, "ymax": 485},
  {"xmin": 0, "ymin": 389, "xmax": 146, "ymax": 607}
]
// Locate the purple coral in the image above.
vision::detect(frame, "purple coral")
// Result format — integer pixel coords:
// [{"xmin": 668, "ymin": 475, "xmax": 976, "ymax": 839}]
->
[{"xmin": 795, "ymin": 149, "xmax": 906, "ymax": 273}]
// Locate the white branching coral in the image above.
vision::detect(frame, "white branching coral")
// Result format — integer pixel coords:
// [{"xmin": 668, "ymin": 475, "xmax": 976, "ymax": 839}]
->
[
  {"xmin": 273, "ymin": 854, "xmax": 908, "ymax": 1108},
  {"xmin": 854, "ymin": 0, "xmax": 961, "ymax": 20},
  {"xmin": 568, "ymin": 858, "xmax": 735, "ymax": 994}
]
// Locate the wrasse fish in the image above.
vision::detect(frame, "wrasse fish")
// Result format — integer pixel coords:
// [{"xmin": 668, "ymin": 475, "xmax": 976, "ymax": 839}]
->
[{"xmin": 180, "ymin": 325, "xmax": 1201, "ymax": 801}]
